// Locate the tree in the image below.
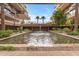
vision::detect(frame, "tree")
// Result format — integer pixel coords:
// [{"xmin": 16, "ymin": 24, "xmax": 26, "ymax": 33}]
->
[
  {"xmin": 65, "ymin": 18, "xmax": 74, "ymax": 26},
  {"xmin": 41, "ymin": 16, "xmax": 46, "ymax": 24},
  {"xmin": 35, "ymin": 16, "xmax": 39, "ymax": 24},
  {"xmin": 52, "ymin": 8, "xmax": 67, "ymax": 26}
]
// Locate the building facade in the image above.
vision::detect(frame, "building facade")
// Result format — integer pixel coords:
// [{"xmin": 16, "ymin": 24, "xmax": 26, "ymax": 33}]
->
[
  {"xmin": 53, "ymin": 3, "xmax": 79, "ymax": 31},
  {"xmin": 0, "ymin": 3, "xmax": 29, "ymax": 30},
  {"xmin": 54, "ymin": 4, "xmax": 79, "ymax": 26}
]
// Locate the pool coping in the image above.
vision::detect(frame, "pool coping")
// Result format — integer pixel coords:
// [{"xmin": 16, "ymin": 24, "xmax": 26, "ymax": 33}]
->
[
  {"xmin": 0, "ymin": 31, "xmax": 31, "ymax": 41},
  {"xmin": 0, "ymin": 44, "xmax": 79, "ymax": 51},
  {"xmin": 0, "ymin": 44, "xmax": 79, "ymax": 47},
  {"xmin": 50, "ymin": 31, "xmax": 79, "ymax": 41}
]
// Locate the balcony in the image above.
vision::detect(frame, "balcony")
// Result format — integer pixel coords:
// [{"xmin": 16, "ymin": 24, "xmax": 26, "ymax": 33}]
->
[
  {"xmin": 4, "ymin": 9, "xmax": 20, "ymax": 22},
  {"xmin": 17, "ymin": 12, "xmax": 29, "ymax": 19},
  {"xmin": 4, "ymin": 3, "xmax": 15, "ymax": 13},
  {"xmin": 0, "ymin": 19, "xmax": 21, "ymax": 26},
  {"xmin": 10, "ymin": 4, "xmax": 26, "ymax": 12},
  {"xmin": 57, "ymin": 4, "xmax": 71, "ymax": 11},
  {"xmin": 0, "ymin": 4, "xmax": 28, "ymax": 27},
  {"xmin": 0, "ymin": 19, "xmax": 13, "ymax": 25},
  {"xmin": 67, "ymin": 10, "xmax": 75, "ymax": 19},
  {"xmin": 0, "ymin": 6, "xmax": 15, "ymax": 20},
  {"xmin": 17, "ymin": 4, "xmax": 26, "ymax": 11},
  {"xmin": 5, "ymin": 20, "xmax": 14, "ymax": 26},
  {"xmin": 4, "ymin": 9, "xmax": 15, "ymax": 19}
]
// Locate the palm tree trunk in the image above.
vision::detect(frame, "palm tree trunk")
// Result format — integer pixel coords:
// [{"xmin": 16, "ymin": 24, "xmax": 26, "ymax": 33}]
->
[
  {"xmin": 37, "ymin": 19, "xmax": 38, "ymax": 24},
  {"xmin": 74, "ymin": 3, "xmax": 79, "ymax": 32}
]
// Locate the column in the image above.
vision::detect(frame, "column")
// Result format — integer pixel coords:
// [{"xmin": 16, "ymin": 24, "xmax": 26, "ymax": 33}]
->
[
  {"xmin": 1, "ymin": 4, "xmax": 5, "ymax": 30},
  {"xmin": 74, "ymin": 3, "xmax": 79, "ymax": 31}
]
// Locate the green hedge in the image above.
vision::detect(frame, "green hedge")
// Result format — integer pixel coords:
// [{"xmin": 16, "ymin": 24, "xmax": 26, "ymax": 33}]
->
[
  {"xmin": 0, "ymin": 30, "xmax": 13, "ymax": 38},
  {"xmin": 68, "ymin": 31, "xmax": 79, "ymax": 36},
  {"xmin": 0, "ymin": 46, "xmax": 16, "ymax": 51}
]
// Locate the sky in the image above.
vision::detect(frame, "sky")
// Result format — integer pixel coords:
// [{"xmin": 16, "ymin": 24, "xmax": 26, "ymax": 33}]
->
[{"xmin": 25, "ymin": 4, "xmax": 56, "ymax": 24}]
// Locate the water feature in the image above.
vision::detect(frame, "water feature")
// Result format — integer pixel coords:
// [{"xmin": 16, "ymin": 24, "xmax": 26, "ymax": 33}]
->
[{"xmin": 26, "ymin": 31, "xmax": 55, "ymax": 46}]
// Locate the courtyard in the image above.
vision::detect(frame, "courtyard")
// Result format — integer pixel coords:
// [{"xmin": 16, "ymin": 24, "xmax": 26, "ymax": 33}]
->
[{"xmin": 0, "ymin": 3, "xmax": 79, "ymax": 56}]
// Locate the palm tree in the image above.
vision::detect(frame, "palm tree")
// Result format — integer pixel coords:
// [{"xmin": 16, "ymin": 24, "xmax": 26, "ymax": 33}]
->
[
  {"xmin": 35, "ymin": 16, "xmax": 39, "ymax": 24},
  {"xmin": 41, "ymin": 16, "xmax": 46, "ymax": 24},
  {"xmin": 74, "ymin": 3, "xmax": 79, "ymax": 32}
]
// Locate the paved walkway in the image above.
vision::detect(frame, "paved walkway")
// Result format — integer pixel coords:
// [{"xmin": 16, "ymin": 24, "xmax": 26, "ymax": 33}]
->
[{"xmin": 0, "ymin": 51, "xmax": 79, "ymax": 56}]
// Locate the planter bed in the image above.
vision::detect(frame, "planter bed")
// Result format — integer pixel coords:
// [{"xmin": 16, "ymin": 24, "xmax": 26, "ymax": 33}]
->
[
  {"xmin": 0, "ymin": 31, "xmax": 31, "ymax": 44},
  {"xmin": 50, "ymin": 31, "xmax": 79, "ymax": 44}
]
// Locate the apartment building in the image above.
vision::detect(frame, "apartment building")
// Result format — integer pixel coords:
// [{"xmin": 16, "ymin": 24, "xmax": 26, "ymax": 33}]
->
[
  {"xmin": 55, "ymin": 3, "xmax": 79, "ymax": 20},
  {"xmin": 0, "ymin": 3, "xmax": 29, "ymax": 30},
  {"xmin": 54, "ymin": 3, "xmax": 79, "ymax": 27}
]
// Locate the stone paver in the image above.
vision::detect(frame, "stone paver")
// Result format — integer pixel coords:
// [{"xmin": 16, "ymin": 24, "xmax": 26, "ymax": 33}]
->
[{"xmin": 0, "ymin": 51, "xmax": 79, "ymax": 56}]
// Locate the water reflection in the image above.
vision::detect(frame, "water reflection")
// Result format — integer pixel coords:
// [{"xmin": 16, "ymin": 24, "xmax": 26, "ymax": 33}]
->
[{"xmin": 26, "ymin": 31, "xmax": 54, "ymax": 46}]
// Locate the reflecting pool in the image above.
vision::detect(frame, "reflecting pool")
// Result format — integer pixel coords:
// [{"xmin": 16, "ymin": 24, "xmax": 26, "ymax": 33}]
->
[{"xmin": 26, "ymin": 31, "xmax": 55, "ymax": 46}]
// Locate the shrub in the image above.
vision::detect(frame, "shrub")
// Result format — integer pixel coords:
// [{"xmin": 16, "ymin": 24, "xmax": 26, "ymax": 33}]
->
[
  {"xmin": 0, "ymin": 46, "xmax": 16, "ymax": 51},
  {"xmin": 5, "ymin": 30, "xmax": 13, "ymax": 34},
  {"xmin": 0, "ymin": 30, "xmax": 13, "ymax": 38},
  {"xmin": 13, "ymin": 30, "xmax": 19, "ymax": 33},
  {"xmin": 24, "ymin": 29, "xmax": 31, "ymax": 32},
  {"xmin": 63, "ymin": 28, "xmax": 71, "ymax": 33},
  {"xmin": 27, "ymin": 45, "xmax": 38, "ymax": 51},
  {"xmin": 53, "ymin": 28, "xmax": 62, "ymax": 32},
  {"xmin": 68, "ymin": 31, "xmax": 79, "ymax": 36},
  {"xmin": 5, "ymin": 46, "xmax": 16, "ymax": 51}
]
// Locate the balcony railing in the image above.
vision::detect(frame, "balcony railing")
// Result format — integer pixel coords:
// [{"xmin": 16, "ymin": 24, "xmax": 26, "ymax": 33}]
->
[
  {"xmin": 4, "ymin": 8, "xmax": 20, "ymax": 22},
  {"xmin": 5, "ymin": 20, "xmax": 14, "ymax": 25},
  {"xmin": 4, "ymin": 3, "xmax": 15, "ymax": 14},
  {"xmin": 18, "ymin": 4, "xmax": 25, "ymax": 10},
  {"xmin": 4, "ymin": 20, "xmax": 21, "ymax": 26},
  {"xmin": 0, "ymin": 4, "xmax": 24, "ymax": 26},
  {"xmin": 4, "ymin": 9, "xmax": 15, "ymax": 19}
]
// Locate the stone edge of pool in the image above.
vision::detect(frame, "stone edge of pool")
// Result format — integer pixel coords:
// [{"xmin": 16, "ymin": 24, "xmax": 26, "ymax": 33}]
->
[
  {"xmin": 0, "ymin": 44, "xmax": 79, "ymax": 51},
  {"xmin": 49, "ymin": 31, "xmax": 79, "ymax": 40}
]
